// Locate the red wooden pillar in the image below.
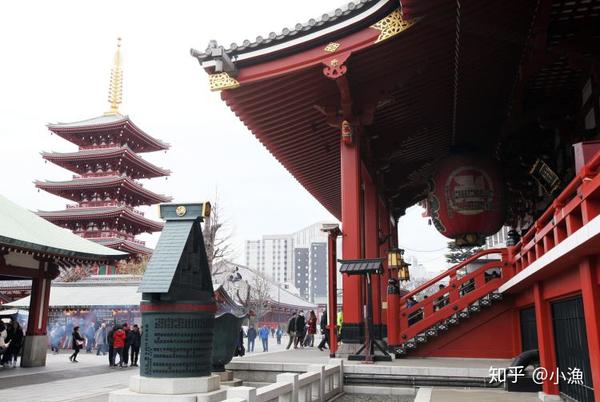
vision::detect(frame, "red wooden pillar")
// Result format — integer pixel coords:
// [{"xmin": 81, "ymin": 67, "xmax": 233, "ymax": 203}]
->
[
  {"xmin": 364, "ymin": 171, "xmax": 382, "ymax": 337},
  {"xmin": 387, "ymin": 217, "xmax": 401, "ymax": 346},
  {"xmin": 326, "ymin": 227, "xmax": 341, "ymax": 357},
  {"xmin": 340, "ymin": 126, "xmax": 364, "ymax": 343},
  {"xmin": 580, "ymin": 256, "xmax": 600, "ymax": 402},
  {"xmin": 378, "ymin": 199, "xmax": 390, "ymax": 329},
  {"xmin": 27, "ymin": 264, "xmax": 52, "ymax": 336},
  {"xmin": 533, "ymin": 283, "xmax": 559, "ymax": 396}
]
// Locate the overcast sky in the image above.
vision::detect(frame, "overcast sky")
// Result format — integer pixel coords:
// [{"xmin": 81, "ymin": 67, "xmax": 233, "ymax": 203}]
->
[{"xmin": 0, "ymin": 0, "xmax": 450, "ymax": 272}]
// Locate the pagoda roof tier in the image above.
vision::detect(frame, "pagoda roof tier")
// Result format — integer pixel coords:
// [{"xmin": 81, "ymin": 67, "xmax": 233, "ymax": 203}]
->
[
  {"xmin": 91, "ymin": 238, "xmax": 153, "ymax": 256},
  {"xmin": 35, "ymin": 175, "xmax": 172, "ymax": 206},
  {"xmin": 37, "ymin": 206, "xmax": 164, "ymax": 233},
  {"xmin": 47, "ymin": 114, "xmax": 170, "ymax": 154},
  {"xmin": 41, "ymin": 146, "xmax": 171, "ymax": 179}
]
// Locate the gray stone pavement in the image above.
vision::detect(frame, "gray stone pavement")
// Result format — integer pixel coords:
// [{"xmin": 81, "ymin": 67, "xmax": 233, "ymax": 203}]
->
[{"xmin": 0, "ymin": 339, "xmax": 538, "ymax": 402}]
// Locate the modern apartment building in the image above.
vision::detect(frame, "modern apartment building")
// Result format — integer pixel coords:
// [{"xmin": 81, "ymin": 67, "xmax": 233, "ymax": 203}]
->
[{"xmin": 245, "ymin": 222, "xmax": 335, "ymax": 303}]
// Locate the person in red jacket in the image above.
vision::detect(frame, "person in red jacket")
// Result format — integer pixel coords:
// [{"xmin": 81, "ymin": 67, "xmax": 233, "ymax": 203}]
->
[{"xmin": 112, "ymin": 325, "xmax": 126, "ymax": 367}]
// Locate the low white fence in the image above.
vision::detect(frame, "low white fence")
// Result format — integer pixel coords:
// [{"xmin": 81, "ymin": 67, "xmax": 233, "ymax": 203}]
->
[{"xmin": 223, "ymin": 359, "xmax": 344, "ymax": 402}]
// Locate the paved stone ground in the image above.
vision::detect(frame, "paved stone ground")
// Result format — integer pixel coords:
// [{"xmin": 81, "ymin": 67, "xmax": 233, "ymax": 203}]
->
[
  {"xmin": 0, "ymin": 340, "xmax": 540, "ymax": 402},
  {"xmin": 337, "ymin": 395, "xmax": 414, "ymax": 402},
  {"xmin": 430, "ymin": 388, "xmax": 541, "ymax": 402},
  {"xmin": 0, "ymin": 337, "xmax": 290, "ymax": 402}
]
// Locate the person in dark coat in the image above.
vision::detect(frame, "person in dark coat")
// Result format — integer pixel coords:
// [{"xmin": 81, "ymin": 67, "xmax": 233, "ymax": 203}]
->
[
  {"xmin": 234, "ymin": 328, "xmax": 245, "ymax": 357},
  {"xmin": 294, "ymin": 311, "xmax": 306, "ymax": 348},
  {"xmin": 69, "ymin": 326, "xmax": 84, "ymax": 363},
  {"xmin": 318, "ymin": 310, "xmax": 329, "ymax": 351},
  {"xmin": 285, "ymin": 312, "xmax": 297, "ymax": 350},
  {"xmin": 106, "ymin": 324, "xmax": 115, "ymax": 366},
  {"xmin": 122, "ymin": 323, "xmax": 131, "ymax": 367},
  {"xmin": 247, "ymin": 325, "xmax": 257, "ymax": 352},
  {"xmin": 2, "ymin": 320, "xmax": 24, "ymax": 367},
  {"xmin": 129, "ymin": 324, "xmax": 141, "ymax": 367}
]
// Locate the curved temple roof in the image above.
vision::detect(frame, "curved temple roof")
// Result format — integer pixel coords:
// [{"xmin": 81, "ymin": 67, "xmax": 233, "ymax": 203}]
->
[
  {"xmin": 35, "ymin": 176, "xmax": 172, "ymax": 205},
  {"xmin": 38, "ymin": 206, "xmax": 164, "ymax": 232},
  {"xmin": 191, "ymin": 0, "xmax": 541, "ymax": 218},
  {"xmin": 192, "ymin": 0, "xmax": 393, "ymax": 67},
  {"xmin": 0, "ymin": 194, "xmax": 126, "ymax": 261},
  {"xmin": 41, "ymin": 146, "xmax": 171, "ymax": 179},
  {"xmin": 48, "ymin": 114, "xmax": 170, "ymax": 154}
]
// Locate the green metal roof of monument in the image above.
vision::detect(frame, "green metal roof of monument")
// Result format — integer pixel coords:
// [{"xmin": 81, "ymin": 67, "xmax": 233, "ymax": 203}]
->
[
  {"xmin": 138, "ymin": 219, "xmax": 194, "ymax": 293},
  {"xmin": 0, "ymin": 194, "xmax": 127, "ymax": 261}
]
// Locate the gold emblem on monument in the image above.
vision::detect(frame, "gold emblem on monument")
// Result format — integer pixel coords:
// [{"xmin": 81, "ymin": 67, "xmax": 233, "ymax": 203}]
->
[{"xmin": 175, "ymin": 205, "xmax": 187, "ymax": 217}]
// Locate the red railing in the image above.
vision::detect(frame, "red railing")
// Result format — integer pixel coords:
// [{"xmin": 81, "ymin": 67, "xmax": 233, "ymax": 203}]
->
[
  {"xmin": 395, "ymin": 249, "xmax": 509, "ymax": 343},
  {"xmin": 511, "ymin": 151, "xmax": 600, "ymax": 272},
  {"xmin": 392, "ymin": 150, "xmax": 600, "ymax": 347}
]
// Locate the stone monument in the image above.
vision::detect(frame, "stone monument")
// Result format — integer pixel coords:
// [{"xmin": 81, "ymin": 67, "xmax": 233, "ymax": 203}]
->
[{"xmin": 109, "ymin": 202, "xmax": 227, "ymax": 402}]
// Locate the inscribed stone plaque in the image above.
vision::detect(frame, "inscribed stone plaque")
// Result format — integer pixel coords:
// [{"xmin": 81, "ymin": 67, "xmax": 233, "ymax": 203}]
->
[{"xmin": 140, "ymin": 311, "xmax": 214, "ymax": 378}]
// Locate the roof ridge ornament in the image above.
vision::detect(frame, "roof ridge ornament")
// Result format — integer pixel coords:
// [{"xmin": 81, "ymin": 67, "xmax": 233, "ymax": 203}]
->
[
  {"xmin": 209, "ymin": 72, "xmax": 240, "ymax": 92},
  {"xmin": 104, "ymin": 37, "xmax": 124, "ymax": 116},
  {"xmin": 371, "ymin": 8, "xmax": 416, "ymax": 43}
]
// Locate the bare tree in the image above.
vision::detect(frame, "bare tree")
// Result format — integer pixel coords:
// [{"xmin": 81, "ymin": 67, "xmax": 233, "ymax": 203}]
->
[
  {"xmin": 234, "ymin": 270, "xmax": 272, "ymax": 325},
  {"xmin": 203, "ymin": 191, "xmax": 234, "ymax": 276}
]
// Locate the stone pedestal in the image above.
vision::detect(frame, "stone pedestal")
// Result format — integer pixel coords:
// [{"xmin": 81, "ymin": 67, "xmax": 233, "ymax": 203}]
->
[
  {"xmin": 109, "ymin": 375, "xmax": 226, "ymax": 402},
  {"xmin": 20, "ymin": 335, "xmax": 48, "ymax": 367}
]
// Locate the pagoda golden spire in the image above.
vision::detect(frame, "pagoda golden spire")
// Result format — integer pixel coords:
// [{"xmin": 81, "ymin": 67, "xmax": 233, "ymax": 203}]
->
[{"xmin": 105, "ymin": 37, "xmax": 123, "ymax": 116}]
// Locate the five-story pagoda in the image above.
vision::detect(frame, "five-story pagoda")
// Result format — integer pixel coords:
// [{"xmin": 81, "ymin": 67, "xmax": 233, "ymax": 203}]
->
[{"xmin": 36, "ymin": 38, "xmax": 171, "ymax": 262}]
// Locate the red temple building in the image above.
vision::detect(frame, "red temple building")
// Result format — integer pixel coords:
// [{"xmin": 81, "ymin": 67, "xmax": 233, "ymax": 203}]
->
[
  {"xmin": 193, "ymin": 1, "xmax": 600, "ymax": 401},
  {"xmin": 36, "ymin": 39, "xmax": 171, "ymax": 267}
]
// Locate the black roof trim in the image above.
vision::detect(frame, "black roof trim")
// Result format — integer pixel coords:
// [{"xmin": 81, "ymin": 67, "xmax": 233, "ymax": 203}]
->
[{"xmin": 191, "ymin": 0, "xmax": 394, "ymax": 67}]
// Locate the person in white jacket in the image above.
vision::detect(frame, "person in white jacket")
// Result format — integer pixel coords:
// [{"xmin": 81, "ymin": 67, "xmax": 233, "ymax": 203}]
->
[{"xmin": 0, "ymin": 321, "xmax": 8, "ymax": 360}]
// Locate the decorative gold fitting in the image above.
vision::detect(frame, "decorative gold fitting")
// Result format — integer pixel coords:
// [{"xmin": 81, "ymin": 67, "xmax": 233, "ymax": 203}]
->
[
  {"xmin": 209, "ymin": 72, "xmax": 240, "ymax": 91},
  {"xmin": 324, "ymin": 42, "xmax": 341, "ymax": 53},
  {"xmin": 371, "ymin": 8, "xmax": 416, "ymax": 43}
]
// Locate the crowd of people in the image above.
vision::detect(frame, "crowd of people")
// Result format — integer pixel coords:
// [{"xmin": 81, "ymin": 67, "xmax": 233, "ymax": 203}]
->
[
  {"xmin": 66, "ymin": 322, "xmax": 141, "ymax": 367},
  {"xmin": 236, "ymin": 309, "xmax": 340, "ymax": 357}
]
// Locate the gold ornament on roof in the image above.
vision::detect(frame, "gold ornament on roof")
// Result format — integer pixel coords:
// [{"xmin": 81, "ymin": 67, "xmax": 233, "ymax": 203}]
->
[
  {"xmin": 209, "ymin": 72, "xmax": 240, "ymax": 91},
  {"xmin": 324, "ymin": 42, "xmax": 341, "ymax": 53},
  {"xmin": 371, "ymin": 8, "xmax": 416, "ymax": 43},
  {"xmin": 105, "ymin": 37, "xmax": 123, "ymax": 116}
]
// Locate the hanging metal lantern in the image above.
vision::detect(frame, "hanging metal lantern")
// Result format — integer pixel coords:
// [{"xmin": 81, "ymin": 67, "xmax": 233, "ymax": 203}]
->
[
  {"xmin": 387, "ymin": 248, "xmax": 404, "ymax": 270},
  {"xmin": 398, "ymin": 262, "xmax": 411, "ymax": 281},
  {"xmin": 427, "ymin": 154, "xmax": 506, "ymax": 246}
]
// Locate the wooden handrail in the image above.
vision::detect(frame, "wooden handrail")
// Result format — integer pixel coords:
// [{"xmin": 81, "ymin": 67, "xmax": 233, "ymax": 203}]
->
[{"xmin": 400, "ymin": 248, "xmax": 505, "ymax": 303}]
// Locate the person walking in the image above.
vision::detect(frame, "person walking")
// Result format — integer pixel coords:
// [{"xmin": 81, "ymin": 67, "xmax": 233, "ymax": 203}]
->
[
  {"xmin": 129, "ymin": 324, "xmax": 141, "ymax": 367},
  {"xmin": 285, "ymin": 312, "xmax": 297, "ymax": 350},
  {"xmin": 259, "ymin": 325, "xmax": 269, "ymax": 352},
  {"xmin": 112, "ymin": 325, "xmax": 126, "ymax": 367},
  {"xmin": 276, "ymin": 326, "xmax": 283, "ymax": 345},
  {"xmin": 69, "ymin": 326, "xmax": 84, "ymax": 363},
  {"xmin": 49, "ymin": 323, "xmax": 62, "ymax": 354},
  {"xmin": 107, "ymin": 323, "xmax": 115, "ymax": 366},
  {"xmin": 85, "ymin": 322, "xmax": 95, "ymax": 353},
  {"xmin": 305, "ymin": 310, "xmax": 317, "ymax": 347},
  {"xmin": 247, "ymin": 325, "xmax": 257, "ymax": 352},
  {"xmin": 122, "ymin": 323, "xmax": 131, "ymax": 367},
  {"xmin": 0, "ymin": 321, "xmax": 8, "ymax": 364},
  {"xmin": 294, "ymin": 311, "xmax": 306, "ymax": 348},
  {"xmin": 94, "ymin": 323, "xmax": 107, "ymax": 356},
  {"xmin": 317, "ymin": 310, "xmax": 329, "ymax": 351},
  {"xmin": 2, "ymin": 320, "xmax": 24, "ymax": 368}
]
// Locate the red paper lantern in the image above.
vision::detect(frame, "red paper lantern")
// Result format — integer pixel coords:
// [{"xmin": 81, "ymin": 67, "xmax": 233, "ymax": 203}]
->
[{"xmin": 427, "ymin": 154, "xmax": 506, "ymax": 246}]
